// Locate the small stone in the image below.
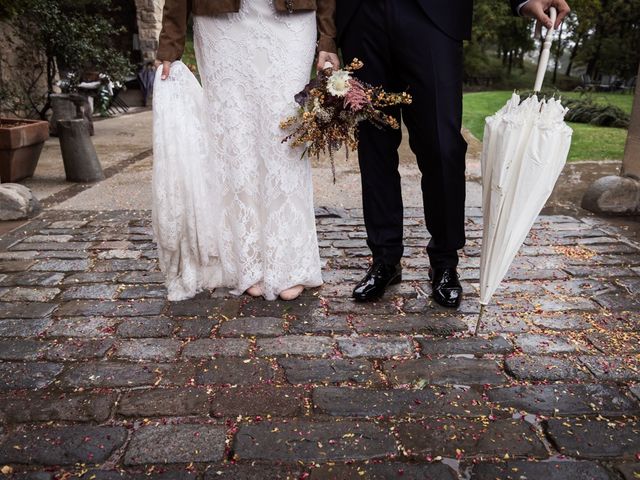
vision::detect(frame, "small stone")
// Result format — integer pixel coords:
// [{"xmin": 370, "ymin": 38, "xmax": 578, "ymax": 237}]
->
[
  {"xmin": 124, "ymin": 424, "xmax": 225, "ymax": 465},
  {"xmin": 59, "ymin": 362, "xmax": 159, "ymax": 388},
  {"xmin": 118, "ymin": 285, "xmax": 167, "ymax": 299},
  {"xmin": 337, "ymin": 336, "xmax": 413, "ymax": 358},
  {"xmin": 24, "ymin": 235, "xmax": 73, "ymax": 243},
  {"xmin": 0, "ymin": 287, "xmax": 60, "ymax": 302},
  {"xmin": 176, "ymin": 318, "xmax": 216, "ymax": 338},
  {"xmin": 0, "ymin": 339, "xmax": 47, "ymax": 360},
  {"xmin": 0, "ymin": 302, "xmax": 57, "ymax": 319},
  {"xmin": 30, "ymin": 259, "xmax": 90, "ymax": 272},
  {"xmin": 0, "ymin": 272, "xmax": 65, "ymax": 287},
  {"xmin": 0, "ymin": 318, "xmax": 52, "ymax": 337},
  {"xmin": 44, "ymin": 339, "xmax": 114, "ymax": 360},
  {"xmin": 182, "ymin": 338, "xmax": 250, "ymax": 358},
  {"xmin": 97, "ymin": 249, "xmax": 141, "ymax": 260},
  {"xmin": 116, "ymin": 316, "xmax": 176, "ymax": 338},
  {"xmin": 0, "ymin": 183, "xmax": 40, "ymax": 220}
]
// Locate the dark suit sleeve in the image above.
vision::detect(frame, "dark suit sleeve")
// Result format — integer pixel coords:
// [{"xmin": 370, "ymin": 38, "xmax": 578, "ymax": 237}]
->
[
  {"xmin": 317, "ymin": 0, "xmax": 337, "ymax": 53},
  {"xmin": 157, "ymin": 0, "xmax": 191, "ymax": 62}
]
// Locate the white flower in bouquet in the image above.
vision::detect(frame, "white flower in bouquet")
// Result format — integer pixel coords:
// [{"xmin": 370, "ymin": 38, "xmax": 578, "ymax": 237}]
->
[{"xmin": 326, "ymin": 70, "xmax": 352, "ymax": 97}]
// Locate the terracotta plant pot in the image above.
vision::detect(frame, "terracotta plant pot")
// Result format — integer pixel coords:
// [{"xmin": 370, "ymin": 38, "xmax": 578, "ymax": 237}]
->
[{"xmin": 0, "ymin": 117, "xmax": 49, "ymax": 183}]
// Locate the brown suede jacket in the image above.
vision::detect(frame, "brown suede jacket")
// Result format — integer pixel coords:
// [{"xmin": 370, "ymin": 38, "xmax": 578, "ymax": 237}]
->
[{"xmin": 157, "ymin": 0, "xmax": 337, "ymax": 62}]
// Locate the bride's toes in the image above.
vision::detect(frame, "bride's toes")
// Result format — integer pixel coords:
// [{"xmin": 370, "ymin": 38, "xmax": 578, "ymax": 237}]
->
[
  {"xmin": 246, "ymin": 284, "xmax": 263, "ymax": 297},
  {"xmin": 279, "ymin": 285, "xmax": 304, "ymax": 301}
]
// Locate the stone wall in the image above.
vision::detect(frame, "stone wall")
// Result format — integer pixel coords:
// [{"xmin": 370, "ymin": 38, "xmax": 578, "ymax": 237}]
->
[{"xmin": 135, "ymin": 0, "xmax": 165, "ymax": 63}]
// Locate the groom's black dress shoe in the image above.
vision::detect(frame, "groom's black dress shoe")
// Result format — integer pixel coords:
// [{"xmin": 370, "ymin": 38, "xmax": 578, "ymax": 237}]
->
[
  {"xmin": 353, "ymin": 262, "xmax": 402, "ymax": 302},
  {"xmin": 429, "ymin": 267, "xmax": 462, "ymax": 308}
]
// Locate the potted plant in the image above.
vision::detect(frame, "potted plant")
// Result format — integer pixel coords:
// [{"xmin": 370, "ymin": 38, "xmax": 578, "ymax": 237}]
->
[{"xmin": 0, "ymin": 117, "xmax": 49, "ymax": 183}]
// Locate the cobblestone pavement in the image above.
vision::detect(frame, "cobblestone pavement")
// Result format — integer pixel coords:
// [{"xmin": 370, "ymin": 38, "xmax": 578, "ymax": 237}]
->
[{"xmin": 0, "ymin": 208, "xmax": 639, "ymax": 479}]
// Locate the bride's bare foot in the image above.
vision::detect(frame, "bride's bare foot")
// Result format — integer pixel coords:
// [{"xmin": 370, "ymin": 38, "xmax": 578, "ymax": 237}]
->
[
  {"xmin": 246, "ymin": 284, "xmax": 263, "ymax": 297},
  {"xmin": 279, "ymin": 285, "xmax": 304, "ymax": 301}
]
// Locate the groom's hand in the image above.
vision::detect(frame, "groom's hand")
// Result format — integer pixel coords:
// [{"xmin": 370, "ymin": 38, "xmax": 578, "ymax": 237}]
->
[
  {"xmin": 154, "ymin": 60, "xmax": 172, "ymax": 81},
  {"xmin": 317, "ymin": 51, "xmax": 340, "ymax": 72},
  {"xmin": 520, "ymin": 0, "xmax": 571, "ymax": 30}
]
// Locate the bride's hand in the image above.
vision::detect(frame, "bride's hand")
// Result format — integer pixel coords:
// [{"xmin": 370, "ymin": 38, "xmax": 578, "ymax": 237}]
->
[
  {"xmin": 154, "ymin": 60, "xmax": 172, "ymax": 80},
  {"xmin": 316, "ymin": 51, "xmax": 340, "ymax": 72}
]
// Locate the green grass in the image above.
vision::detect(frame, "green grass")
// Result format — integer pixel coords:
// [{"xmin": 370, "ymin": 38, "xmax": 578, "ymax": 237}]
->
[{"xmin": 463, "ymin": 91, "xmax": 632, "ymax": 161}]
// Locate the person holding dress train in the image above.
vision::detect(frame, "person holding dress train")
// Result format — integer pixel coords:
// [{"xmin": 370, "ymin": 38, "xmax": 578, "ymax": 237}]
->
[{"xmin": 154, "ymin": 0, "xmax": 339, "ymax": 301}]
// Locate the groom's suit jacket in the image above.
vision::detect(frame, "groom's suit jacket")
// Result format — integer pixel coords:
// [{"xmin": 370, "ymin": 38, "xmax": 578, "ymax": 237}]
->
[{"xmin": 337, "ymin": 0, "xmax": 523, "ymax": 44}]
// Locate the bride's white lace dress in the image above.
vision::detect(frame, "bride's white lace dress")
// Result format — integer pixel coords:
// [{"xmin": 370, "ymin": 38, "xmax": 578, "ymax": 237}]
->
[{"xmin": 152, "ymin": 0, "xmax": 323, "ymax": 301}]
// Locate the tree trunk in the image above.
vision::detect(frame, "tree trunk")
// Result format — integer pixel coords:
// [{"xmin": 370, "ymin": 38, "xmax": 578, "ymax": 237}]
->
[
  {"xmin": 553, "ymin": 23, "xmax": 563, "ymax": 85},
  {"xmin": 621, "ymin": 62, "xmax": 640, "ymax": 179}
]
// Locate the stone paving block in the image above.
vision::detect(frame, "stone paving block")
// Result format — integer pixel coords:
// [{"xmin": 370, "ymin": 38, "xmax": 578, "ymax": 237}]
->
[
  {"xmin": 279, "ymin": 358, "xmax": 379, "ymax": 384},
  {"xmin": 587, "ymin": 332, "xmax": 640, "ymax": 354},
  {"xmin": 118, "ymin": 285, "xmax": 168, "ymax": 299},
  {"xmin": 0, "ymin": 339, "xmax": 47, "ymax": 360},
  {"xmin": 313, "ymin": 386, "xmax": 489, "ymax": 417},
  {"xmin": 488, "ymin": 384, "xmax": 639, "ymax": 416},
  {"xmin": 56, "ymin": 299, "xmax": 166, "ymax": 317},
  {"xmin": 46, "ymin": 316, "xmax": 119, "ymax": 337},
  {"xmin": 580, "ymin": 356, "xmax": 640, "ymax": 381},
  {"xmin": 0, "ymin": 362, "xmax": 62, "ymax": 391},
  {"xmin": 615, "ymin": 463, "xmax": 640, "ymax": 480},
  {"xmin": 385, "ymin": 358, "xmax": 506, "ymax": 386},
  {"xmin": 514, "ymin": 334, "xmax": 579, "ymax": 354},
  {"xmin": 0, "ymin": 426, "xmax": 127, "ymax": 465},
  {"xmin": 49, "ymin": 220, "xmax": 88, "ymax": 229},
  {"xmin": 631, "ymin": 385, "xmax": 640, "ymax": 401},
  {"xmin": 0, "ymin": 318, "xmax": 52, "ymax": 337},
  {"xmin": 168, "ymin": 298, "xmax": 238, "ymax": 317},
  {"xmin": 398, "ymin": 418, "xmax": 547, "ymax": 458},
  {"xmin": 118, "ymin": 387, "xmax": 209, "ymax": 417},
  {"xmin": 114, "ymin": 338, "xmax": 182, "ymax": 361},
  {"xmin": 234, "ymin": 420, "xmax": 396, "ymax": 461},
  {"xmin": 124, "ymin": 424, "xmax": 226, "ymax": 465},
  {"xmin": 210, "ymin": 385, "xmax": 306, "ymax": 417},
  {"xmin": 182, "ymin": 338, "xmax": 250, "ymax": 358},
  {"xmin": 418, "ymin": 335, "xmax": 513, "ymax": 356},
  {"xmin": 59, "ymin": 362, "xmax": 161, "ymax": 388},
  {"xmin": 30, "ymin": 259, "xmax": 91, "ymax": 272},
  {"xmin": 196, "ymin": 359, "xmax": 275, "ymax": 385},
  {"xmin": 116, "ymin": 316, "xmax": 176, "ymax": 337},
  {"xmin": 204, "ymin": 464, "xmax": 301, "ymax": 479},
  {"xmin": 175, "ymin": 318, "xmax": 217, "ymax": 338},
  {"xmin": 97, "ymin": 249, "xmax": 142, "ymax": 260},
  {"xmin": 44, "ymin": 338, "xmax": 114, "ymax": 360},
  {"xmin": 352, "ymin": 314, "xmax": 468, "ymax": 336},
  {"xmin": 505, "ymin": 356, "xmax": 591, "ymax": 381},
  {"xmin": 257, "ymin": 336, "xmax": 334, "ymax": 357},
  {"xmin": 11, "ymin": 241, "xmax": 91, "ymax": 252},
  {"xmin": 337, "ymin": 336, "xmax": 413, "ymax": 358},
  {"xmin": 0, "ymin": 392, "xmax": 116, "ymax": 423},
  {"xmin": 63, "ymin": 272, "xmax": 120, "ymax": 284},
  {"xmin": 546, "ymin": 418, "xmax": 640, "ymax": 459},
  {"xmin": 81, "ymin": 469, "xmax": 196, "ymax": 480},
  {"xmin": 0, "ymin": 287, "xmax": 61, "ymax": 302},
  {"xmin": 288, "ymin": 314, "xmax": 352, "ymax": 335},
  {"xmin": 594, "ymin": 291, "xmax": 640, "ymax": 310},
  {"xmin": 219, "ymin": 316, "xmax": 285, "ymax": 337},
  {"xmin": 61, "ymin": 284, "xmax": 120, "ymax": 300},
  {"xmin": 118, "ymin": 271, "xmax": 165, "ymax": 284},
  {"xmin": 24, "ymin": 234, "xmax": 74, "ymax": 243},
  {"xmin": 326, "ymin": 298, "xmax": 401, "ymax": 315},
  {"xmin": 471, "ymin": 460, "xmax": 611, "ymax": 480},
  {"xmin": 240, "ymin": 295, "xmax": 318, "ymax": 319},
  {"xmin": 0, "ymin": 302, "xmax": 57, "ymax": 319},
  {"xmin": 308, "ymin": 462, "xmax": 458, "ymax": 480},
  {"xmin": 530, "ymin": 313, "xmax": 593, "ymax": 331}
]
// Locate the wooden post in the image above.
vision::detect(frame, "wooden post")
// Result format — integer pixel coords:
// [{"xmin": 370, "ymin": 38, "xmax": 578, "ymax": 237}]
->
[{"xmin": 58, "ymin": 119, "xmax": 105, "ymax": 183}]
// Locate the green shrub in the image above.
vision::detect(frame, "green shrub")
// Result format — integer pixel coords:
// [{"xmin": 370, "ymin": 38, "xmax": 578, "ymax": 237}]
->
[{"xmin": 563, "ymin": 96, "xmax": 630, "ymax": 128}]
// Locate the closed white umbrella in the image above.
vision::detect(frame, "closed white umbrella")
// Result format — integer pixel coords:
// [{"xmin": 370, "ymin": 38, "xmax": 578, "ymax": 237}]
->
[{"xmin": 476, "ymin": 8, "xmax": 573, "ymax": 334}]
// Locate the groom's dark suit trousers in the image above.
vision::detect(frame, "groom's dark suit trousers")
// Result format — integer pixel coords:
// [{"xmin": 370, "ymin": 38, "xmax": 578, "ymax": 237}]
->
[{"xmin": 339, "ymin": 0, "xmax": 467, "ymax": 269}]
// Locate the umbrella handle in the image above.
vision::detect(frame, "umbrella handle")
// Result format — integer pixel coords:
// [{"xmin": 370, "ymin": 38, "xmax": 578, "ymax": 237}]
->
[{"xmin": 533, "ymin": 6, "xmax": 558, "ymax": 92}]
